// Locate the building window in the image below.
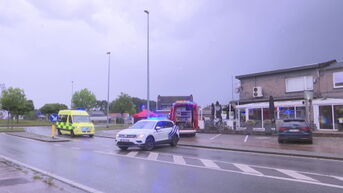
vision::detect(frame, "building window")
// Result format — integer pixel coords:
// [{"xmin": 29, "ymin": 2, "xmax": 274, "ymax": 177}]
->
[
  {"xmin": 319, "ymin": 106, "xmax": 333, "ymax": 129},
  {"xmin": 248, "ymin": 108, "xmax": 262, "ymax": 128},
  {"xmin": 239, "ymin": 110, "xmax": 246, "ymax": 127},
  {"xmin": 334, "ymin": 105, "xmax": 343, "ymax": 130},
  {"xmin": 285, "ymin": 76, "xmax": 313, "ymax": 92},
  {"xmin": 333, "ymin": 72, "xmax": 343, "ymax": 88},
  {"xmin": 279, "ymin": 107, "xmax": 295, "ymax": 120},
  {"xmin": 295, "ymin": 106, "xmax": 306, "ymax": 119}
]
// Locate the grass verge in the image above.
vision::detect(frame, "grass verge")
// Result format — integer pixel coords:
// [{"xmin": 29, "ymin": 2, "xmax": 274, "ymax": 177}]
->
[
  {"xmin": 0, "ymin": 128, "xmax": 25, "ymax": 132},
  {"xmin": 0, "ymin": 120, "xmax": 50, "ymax": 127}
]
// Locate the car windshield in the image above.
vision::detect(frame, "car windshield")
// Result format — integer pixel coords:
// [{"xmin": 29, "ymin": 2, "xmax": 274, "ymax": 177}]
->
[
  {"xmin": 72, "ymin": 115, "xmax": 90, "ymax": 123},
  {"xmin": 129, "ymin": 121, "xmax": 155, "ymax": 129},
  {"xmin": 281, "ymin": 121, "xmax": 308, "ymax": 127}
]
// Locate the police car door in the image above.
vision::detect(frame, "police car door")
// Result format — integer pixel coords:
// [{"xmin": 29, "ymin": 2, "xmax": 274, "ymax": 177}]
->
[
  {"xmin": 161, "ymin": 121, "xmax": 174, "ymax": 141},
  {"xmin": 154, "ymin": 121, "xmax": 165, "ymax": 142}
]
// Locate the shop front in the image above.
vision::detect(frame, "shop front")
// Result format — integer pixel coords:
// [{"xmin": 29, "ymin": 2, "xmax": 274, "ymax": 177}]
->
[{"xmin": 236, "ymin": 98, "xmax": 343, "ymax": 131}]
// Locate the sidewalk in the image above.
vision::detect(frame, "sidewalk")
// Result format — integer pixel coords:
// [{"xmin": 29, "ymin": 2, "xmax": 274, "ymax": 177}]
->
[
  {"xmin": 0, "ymin": 158, "xmax": 84, "ymax": 193},
  {"xmin": 179, "ymin": 133, "xmax": 343, "ymax": 160},
  {"xmin": 6, "ymin": 132, "xmax": 70, "ymax": 142}
]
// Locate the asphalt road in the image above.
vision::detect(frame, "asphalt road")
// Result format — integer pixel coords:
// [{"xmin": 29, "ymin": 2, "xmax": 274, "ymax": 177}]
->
[{"xmin": 0, "ymin": 128, "xmax": 343, "ymax": 193}]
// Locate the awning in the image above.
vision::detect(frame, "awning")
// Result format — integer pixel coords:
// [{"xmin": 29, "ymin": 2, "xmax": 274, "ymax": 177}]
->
[
  {"xmin": 132, "ymin": 110, "xmax": 158, "ymax": 118},
  {"xmin": 236, "ymin": 98, "xmax": 343, "ymax": 109}
]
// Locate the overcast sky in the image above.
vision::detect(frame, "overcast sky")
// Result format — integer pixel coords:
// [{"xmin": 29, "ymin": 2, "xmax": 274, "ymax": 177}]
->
[{"xmin": 1, "ymin": 0, "xmax": 343, "ymax": 109}]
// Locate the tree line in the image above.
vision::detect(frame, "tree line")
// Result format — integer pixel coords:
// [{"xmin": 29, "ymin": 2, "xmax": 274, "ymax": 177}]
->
[{"xmin": 0, "ymin": 87, "xmax": 156, "ymax": 121}]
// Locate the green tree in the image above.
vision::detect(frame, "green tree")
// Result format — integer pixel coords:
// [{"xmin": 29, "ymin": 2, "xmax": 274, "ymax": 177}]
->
[
  {"xmin": 40, "ymin": 103, "xmax": 68, "ymax": 115},
  {"xmin": 110, "ymin": 93, "xmax": 136, "ymax": 115},
  {"xmin": 0, "ymin": 87, "xmax": 32, "ymax": 123},
  {"xmin": 95, "ymin": 100, "xmax": 108, "ymax": 113},
  {"xmin": 131, "ymin": 97, "xmax": 156, "ymax": 112},
  {"xmin": 72, "ymin": 88, "xmax": 97, "ymax": 110},
  {"xmin": 19, "ymin": 100, "xmax": 34, "ymax": 115}
]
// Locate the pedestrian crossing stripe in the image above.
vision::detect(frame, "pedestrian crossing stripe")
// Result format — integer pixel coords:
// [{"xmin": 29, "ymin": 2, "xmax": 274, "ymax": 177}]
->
[
  {"xmin": 233, "ymin": 163, "xmax": 263, "ymax": 176},
  {"xmin": 276, "ymin": 169, "xmax": 318, "ymax": 182},
  {"xmin": 93, "ymin": 149, "xmax": 343, "ymax": 190}
]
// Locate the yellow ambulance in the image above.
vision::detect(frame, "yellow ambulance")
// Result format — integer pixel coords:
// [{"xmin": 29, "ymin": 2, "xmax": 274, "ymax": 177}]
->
[{"xmin": 56, "ymin": 109, "xmax": 95, "ymax": 137}]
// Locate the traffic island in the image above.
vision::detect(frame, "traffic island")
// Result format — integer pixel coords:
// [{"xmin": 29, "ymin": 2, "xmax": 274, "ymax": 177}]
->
[{"xmin": 6, "ymin": 132, "xmax": 70, "ymax": 142}]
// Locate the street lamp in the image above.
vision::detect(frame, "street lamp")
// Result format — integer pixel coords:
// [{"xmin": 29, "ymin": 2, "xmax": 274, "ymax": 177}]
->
[
  {"xmin": 106, "ymin": 51, "xmax": 111, "ymax": 128},
  {"xmin": 71, "ymin": 81, "xmax": 74, "ymax": 109},
  {"xmin": 144, "ymin": 9, "xmax": 150, "ymax": 117}
]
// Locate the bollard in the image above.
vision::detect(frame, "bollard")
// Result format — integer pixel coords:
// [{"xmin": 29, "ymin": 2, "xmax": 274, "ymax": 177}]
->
[{"xmin": 51, "ymin": 124, "xmax": 56, "ymax": 138}]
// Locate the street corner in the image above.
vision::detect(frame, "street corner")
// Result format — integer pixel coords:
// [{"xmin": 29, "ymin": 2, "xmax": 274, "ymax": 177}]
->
[{"xmin": 0, "ymin": 158, "xmax": 85, "ymax": 193}]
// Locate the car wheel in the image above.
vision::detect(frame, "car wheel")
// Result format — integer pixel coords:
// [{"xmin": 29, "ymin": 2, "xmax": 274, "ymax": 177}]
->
[
  {"xmin": 57, "ymin": 129, "xmax": 62, "ymax": 135},
  {"xmin": 119, "ymin": 146, "xmax": 128, "ymax": 151},
  {"xmin": 144, "ymin": 136, "xmax": 155, "ymax": 151},
  {"xmin": 170, "ymin": 135, "xmax": 179, "ymax": 147},
  {"xmin": 89, "ymin": 134, "xmax": 94, "ymax": 138},
  {"xmin": 70, "ymin": 130, "xmax": 75, "ymax": 137},
  {"xmin": 308, "ymin": 139, "xmax": 313, "ymax": 144},
  {"xmin": 278, "ymin": 139, "xmax": 283, "ymax": 144}
]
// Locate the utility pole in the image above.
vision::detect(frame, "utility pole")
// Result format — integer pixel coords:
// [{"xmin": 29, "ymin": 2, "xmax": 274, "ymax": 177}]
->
[
  {"xmin": 144, "ymin": 10, "xmax": 150, "ymax": 117},
  {"xmin": 106, "ymin": 52, "xmax": 111, "ymax": 128},
  {"xmin": 71, "ymin": 81, "xmax": 74, "ymax": 109}
]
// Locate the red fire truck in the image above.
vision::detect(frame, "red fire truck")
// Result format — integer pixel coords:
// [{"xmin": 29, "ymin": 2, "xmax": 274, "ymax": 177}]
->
[{"xmin": 169, "ymin": 101, "xmax": 199, "ymax": 136}]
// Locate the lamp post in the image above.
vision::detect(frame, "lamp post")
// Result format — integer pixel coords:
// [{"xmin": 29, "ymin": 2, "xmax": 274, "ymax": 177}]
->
[
  {"xmin": 106, "ymin": 51, "xmax": 111, "ymax": 128},
  {"xmin": 71, "ymin": 81, "xmax": 74, "ymax": 109},
  {"xmin": 144, "ymin": 9, "xmax": 150, "ymax": 117}
]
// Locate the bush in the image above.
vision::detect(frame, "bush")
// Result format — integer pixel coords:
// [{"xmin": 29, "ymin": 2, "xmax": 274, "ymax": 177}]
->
[{"xmin": 23, "ymin": 111, "xmax": 38, "ymax": 120}]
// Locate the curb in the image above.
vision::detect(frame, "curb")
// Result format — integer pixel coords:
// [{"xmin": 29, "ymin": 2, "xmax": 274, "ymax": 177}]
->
[
  {"xmin": 6, "ymin": 132, "xmax": 70, "ymax": 142},
  {"xmin": 0, "ymin": 154, "xmax": 103, "ymax": 193},
  {"xmin": 94, "ymin": 134, "xmax": 115, "ymax": 139},
  {"xmin": 198, "ymin": 130, "xmax": 343, "ymax": 137},
  {"xmin": 178, "ymin": 143, "xmax": 343, "ymax": 161}
]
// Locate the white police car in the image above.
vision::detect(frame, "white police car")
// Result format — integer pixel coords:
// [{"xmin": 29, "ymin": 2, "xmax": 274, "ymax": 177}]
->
[{"xmin": 115, "ymin": 119, "xmax": 179, "ymax": 151}]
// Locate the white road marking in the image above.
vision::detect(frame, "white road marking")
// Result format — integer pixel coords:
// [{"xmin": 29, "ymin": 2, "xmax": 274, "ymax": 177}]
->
[
  {"xmin": 244, "ymin": 135, "xmax": 249, "ymax": 143},
  {"xmin": 173, "ymin": 155, "xmax": 186, "ymax": 165},
  {"xmin": 91, "ymin": 151, "xmax": 343, "ymax": 190},
  {"xmin": 333, "ymin": 176, "xmax": 343, "ymax": 181},
  {"xmin": 94, "ymin": 151, "xmax": 113, "ymax": 155},
  {"xmin": 147, "ymin": 152, "xmax": 159, "ymax": 161},
  {"xmin": 209, "ymin": 134, "xmax": 221, "ymax": 140},
  {"xmin": 126, "ymin": 151, "xmax": 138, "ymax": 157},
  {"xmin": 276, "ymin": 169, "xmax": 318, "ymax": 182},
  {"xmin": 71, "ymin": 147, "xmax": 80, "ymax": 150},
  {"xmin": 0, "ymin": 154, "xmax": 104, "ymax": 193},
  {"xmin": 53, "ymin": 144, "xmax": 62, "ymax": 147},
  {"xmin": 200, "ymin": 159, "xmax": 220, "ymax": 169},
  {"xmin": 234, "ymin": 164, "xmax": 263, "ymax": 176}
]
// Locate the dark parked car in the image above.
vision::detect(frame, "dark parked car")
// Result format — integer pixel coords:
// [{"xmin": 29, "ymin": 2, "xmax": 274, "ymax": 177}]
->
[{"xmin": 278, "ymin": 119, "xmax": 313, "ymax": 144}]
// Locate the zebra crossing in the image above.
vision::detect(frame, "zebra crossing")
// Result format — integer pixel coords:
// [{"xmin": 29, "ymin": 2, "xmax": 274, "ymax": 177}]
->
[{"xmin": 94, "ymin": 149, "xmax": 343, "ymax": 189}]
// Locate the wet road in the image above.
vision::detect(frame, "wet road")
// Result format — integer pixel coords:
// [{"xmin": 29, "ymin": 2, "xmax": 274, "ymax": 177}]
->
[{"xmin": 0, "ymin": 128, "xmax": 343, "ymax": 193}]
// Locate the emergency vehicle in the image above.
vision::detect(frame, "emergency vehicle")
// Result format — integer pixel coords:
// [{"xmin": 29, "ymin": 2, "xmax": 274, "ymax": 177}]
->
[
  {"xmin": 115, "ymin": 119, "xmax": 179, "ymax": 150},
  {"xmin": 56, "ymin": 109, "xmax": 95, "ymax": 137},
  {"xmin": 169, "ymin": 101, "xmax": 199, "ymax": 136}
]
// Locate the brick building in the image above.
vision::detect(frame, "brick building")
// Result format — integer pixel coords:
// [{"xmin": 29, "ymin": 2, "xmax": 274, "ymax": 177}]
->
[{"xmin": 235, "ymin": 60, "xmax": 343, "ymax": 131}]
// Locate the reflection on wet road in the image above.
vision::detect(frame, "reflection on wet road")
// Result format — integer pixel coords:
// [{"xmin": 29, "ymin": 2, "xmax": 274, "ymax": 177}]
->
[{"xmin": 1, "ymin": 128, "xmax": 343, "ymax": 193}]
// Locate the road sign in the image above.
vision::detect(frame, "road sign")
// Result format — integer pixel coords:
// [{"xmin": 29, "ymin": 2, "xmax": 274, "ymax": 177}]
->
[{"xmin": 49, "ymin": 113, "xmax": 59, "ymax": 123}]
